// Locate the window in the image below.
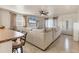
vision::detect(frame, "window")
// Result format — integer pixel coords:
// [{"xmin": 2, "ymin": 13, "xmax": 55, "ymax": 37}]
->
[
  {"xmin": 28, "ymin": 16, "xmax": 37, "ymax": 28},
  {"xmin": 45, "ymin": 18, "xmax": 54, "ymax": 28},
  {"xmin": 16, "ymin": 14, "xmax": 25, "ymax": 27}
]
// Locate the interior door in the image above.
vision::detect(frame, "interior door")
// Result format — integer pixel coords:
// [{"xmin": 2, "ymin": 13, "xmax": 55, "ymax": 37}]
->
[{"xmin": 62, "ymin": 19, "xmax": 73, "ymax": 35}]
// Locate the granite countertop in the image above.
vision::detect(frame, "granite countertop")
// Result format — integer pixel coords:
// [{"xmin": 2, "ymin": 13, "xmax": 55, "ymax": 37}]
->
[{"xmin": 0, "ymin": 28, "xmax": 24, "ymax": 43}]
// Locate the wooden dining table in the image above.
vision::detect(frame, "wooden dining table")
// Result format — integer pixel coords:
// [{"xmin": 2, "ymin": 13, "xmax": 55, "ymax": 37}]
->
[{"xmin": 0, "ymin": 28, "xmax": 24, "ymax": 53}]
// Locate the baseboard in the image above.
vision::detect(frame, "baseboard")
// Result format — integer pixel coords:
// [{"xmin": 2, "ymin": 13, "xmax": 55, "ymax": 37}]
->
[
  {"xmin": 44, "ymin": 33, "xmax": 61, "ymax": 51},
  {"xmin": 26, "ymin": 41, "xmax": 45, "ymax": 51},
  {"xmin": 63, "ymin": 33, "xmax": 73, "ymax": 36}
]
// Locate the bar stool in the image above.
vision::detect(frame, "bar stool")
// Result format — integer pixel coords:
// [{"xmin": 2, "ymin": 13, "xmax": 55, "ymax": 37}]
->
[
  {"xmin": 12, "ymin": 33, "xmax": 27, "ymax": 53},
  {"xmin": 0, "ymin": 25, "xmax": 5, "ymax": 29}
]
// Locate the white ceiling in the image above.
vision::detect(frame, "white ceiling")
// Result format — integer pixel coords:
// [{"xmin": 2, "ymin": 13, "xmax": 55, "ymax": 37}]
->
[
  {"xmin": 0, "ymin": 5, "xmax": 79, "ymax": 16},
  {"xmin": 24, "ymin": 5, "xmax": 79, "ymax": 16}
]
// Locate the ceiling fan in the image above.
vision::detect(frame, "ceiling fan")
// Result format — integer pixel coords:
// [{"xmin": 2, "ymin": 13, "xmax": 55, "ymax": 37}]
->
[{"xmin": 39, "ymin": 9, "xmax": 49, "ymax": 16}]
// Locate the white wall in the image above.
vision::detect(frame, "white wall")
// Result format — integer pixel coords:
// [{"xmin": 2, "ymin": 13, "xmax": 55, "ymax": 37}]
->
[
  {"xmin": 0, "ymin": 10, "xmax": 2, "ymax": 25},
  {"xmin": 0, "ymin": 10, "xmax": 10, "ymax": 28},
  {"xmin": 58, "ymin": 13, "xmax": 78, "ymax": 35},
  {"xmin": 73, "ymin": 23, "xmax": 79, "ymax": 41},
  {"xmin": 58, "ymin": 13, "xmax": 78, "ymax": 28},
  {"xmin": 0, "ymin": 8, "xmax": 79, "ymax": 31}
]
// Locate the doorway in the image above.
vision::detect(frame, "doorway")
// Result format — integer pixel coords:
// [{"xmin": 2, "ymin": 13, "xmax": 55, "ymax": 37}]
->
[{"xmin": 62, "ymin": 19, "xmax": 73, "ymax": 36}]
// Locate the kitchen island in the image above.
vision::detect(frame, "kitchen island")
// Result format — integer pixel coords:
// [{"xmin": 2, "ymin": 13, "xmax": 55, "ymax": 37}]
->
[{"xmin": 0, "ymin": 28, "xmax": 24, "ymax": 53}]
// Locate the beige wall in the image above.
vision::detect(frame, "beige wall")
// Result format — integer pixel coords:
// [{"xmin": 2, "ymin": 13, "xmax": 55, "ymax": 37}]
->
[
  {"xmin": 37, "ymin": 17, "xmax": 45, "ymax": 29},
  {"xmin": 0, "ymin": 10, "xmax": 10, "ymax": 28}
]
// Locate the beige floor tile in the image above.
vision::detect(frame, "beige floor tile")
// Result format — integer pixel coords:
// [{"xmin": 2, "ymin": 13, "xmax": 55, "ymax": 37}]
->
[{"xmin": 23, "ymin": 34, "xmax": 79, "ymax": 53}]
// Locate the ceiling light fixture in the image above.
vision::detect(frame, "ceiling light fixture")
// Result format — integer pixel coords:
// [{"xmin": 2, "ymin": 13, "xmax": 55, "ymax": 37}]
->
[{"xmin": 39, "ymin": 9, "xmax": 48, "ymax": 16}]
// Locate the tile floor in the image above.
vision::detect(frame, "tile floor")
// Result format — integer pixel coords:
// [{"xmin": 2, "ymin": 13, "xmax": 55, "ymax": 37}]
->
[{"xmin": 23, "ymin": 34, "xmax": 79, "ymax": 53}]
